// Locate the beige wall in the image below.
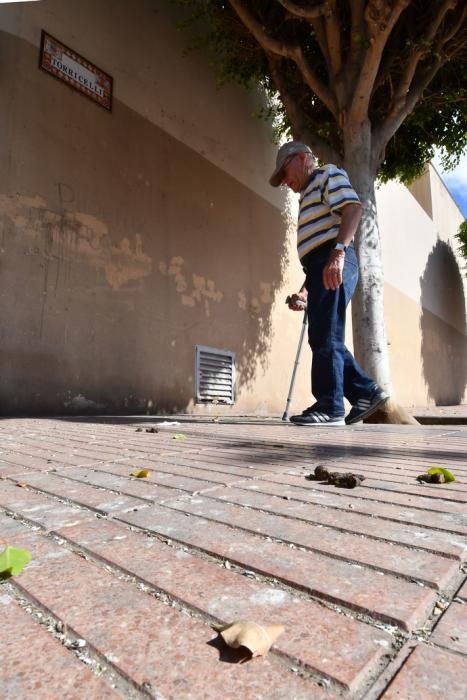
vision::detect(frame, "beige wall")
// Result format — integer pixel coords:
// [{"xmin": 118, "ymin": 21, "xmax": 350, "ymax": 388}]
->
[
  {"xmin": 0, "ymin": 0, "xmax": 465, "ymax": 415},
  {"xmin": 377, "ymin": 169, "xmax": 466, "ymax": 406},
  {"xmin": 0, "ymin": 0, "xmax": 308, "ymax": 415}
]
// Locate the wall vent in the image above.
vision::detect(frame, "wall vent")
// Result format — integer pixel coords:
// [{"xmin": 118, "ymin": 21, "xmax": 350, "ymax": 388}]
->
[{"xmin": 195, "ymin": 345, "xmax": 235, "ymax": 404}]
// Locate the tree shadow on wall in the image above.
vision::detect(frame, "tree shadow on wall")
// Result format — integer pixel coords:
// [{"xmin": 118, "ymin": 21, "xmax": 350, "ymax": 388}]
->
[{"xmin": 420, "ymin": 239, "xmax": 467, "ymax": 405}]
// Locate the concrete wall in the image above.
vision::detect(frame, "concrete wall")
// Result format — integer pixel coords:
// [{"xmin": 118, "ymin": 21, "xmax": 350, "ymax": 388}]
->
[
  {"xmin": 380, "ymin": 168, "xmax": 466, "ymax": 406},
  {"xmin": 0, "ymin": 0, "xmax": 309, "ymax": 415},
  {"xmin": 0, "ymin": 0, "xmax": 465, "ymax": 415}
]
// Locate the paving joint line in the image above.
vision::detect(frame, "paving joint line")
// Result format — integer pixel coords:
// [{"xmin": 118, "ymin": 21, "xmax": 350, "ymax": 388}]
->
[
  {"xmin": 1, "ymin": 580, "xmax": 151, "ymax": 700},
  {"xmin": 230, "ymin": 479, "xmax": 467, "ymax": 522},
  {"xmin": 44, "ymin": 531, "xmax": 351, "ymax": 693},
  {"xmin": 158, "ymin": 499, "xmax": 456, "ymax": 591},
  {"xmin": 198, "ymin": 491, "xmax": 466, "ymax": 562},
  {"xmin": 49, "ymin": 529, "xmax": 404, "ymax": 694},
  {"xmin": 2, "ymin": 501, "xmax": 406, "ymax": 639},
  {"xmin": 359, "ymin": 483, "xmax": 467, "ymax": 506},
  {"xmin": 38, "ymin": 467, "xmax": 227, "ymax": 500},
  {"xmin": 112, "ymin": 508, "xmax": 427, "ymax": 631},
  {"xmin": 363, "ymin": 572, "xmax": 467, "ymax": 699},
  {"xmin": 1, "ymin": 478, "xmax": 151, "ymax": 518},
  {"xmin": 57, "ymin": 519, "xmax": 408, "ymax": 639}
]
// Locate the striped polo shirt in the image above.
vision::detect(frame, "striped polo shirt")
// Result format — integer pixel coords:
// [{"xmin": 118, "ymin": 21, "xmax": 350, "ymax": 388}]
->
[{"xmin": 297, "ymin": 164, "xmax": 360, "ymax": 261}]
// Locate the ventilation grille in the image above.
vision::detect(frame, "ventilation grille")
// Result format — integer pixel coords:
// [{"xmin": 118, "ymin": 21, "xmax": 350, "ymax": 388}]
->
[{"xmin": 195, "ymin": 345, "xmax": 235, "ymax": 404}]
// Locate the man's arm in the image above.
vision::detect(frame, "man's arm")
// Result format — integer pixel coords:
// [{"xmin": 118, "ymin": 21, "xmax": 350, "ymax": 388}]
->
[{"xmin": 323, "ymin": 203, "xmax": 362, "ymax": 291}]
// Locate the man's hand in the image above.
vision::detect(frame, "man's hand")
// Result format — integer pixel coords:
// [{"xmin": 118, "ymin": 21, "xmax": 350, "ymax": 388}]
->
[
  {"xmin": 323, "ymin": 250, "xmax": 345, "ymax": 290},
  {"xmin": 287, "ymin": 291, "xmax": 307, "ymax": 310}
]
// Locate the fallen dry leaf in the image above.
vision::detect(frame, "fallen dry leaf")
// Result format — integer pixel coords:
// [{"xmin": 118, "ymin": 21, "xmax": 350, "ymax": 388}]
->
[
  {"xmin": 212, "ymin": 620, "xmax": 284, "ymax": 658},
  {"xmin": 130, "ymin": 469, "xmax": 151, "ymax": 478},
  {"xmin": 15, "ymin": 483, "xmax": 28, "ymax": 488}
]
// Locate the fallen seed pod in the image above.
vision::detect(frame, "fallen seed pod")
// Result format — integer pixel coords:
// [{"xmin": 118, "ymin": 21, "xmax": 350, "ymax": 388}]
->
[
  {"xmin": 306, "ymin": 469, "xmax": 365, "ymax": 488},
  {"xmin": 417, "ymin": 472, "xmax": 443, "ymax": 484},
  {"xmin": 314, "ymin": 465, "xmax": 330, "ymax": 480},
  {"xmin": 332, "ymin": 474, "xmax": 362, "ymax": 488}
]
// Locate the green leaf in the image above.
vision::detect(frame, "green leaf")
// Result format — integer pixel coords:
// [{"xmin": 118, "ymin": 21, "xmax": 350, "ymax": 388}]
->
[
  {"xmin": 0, "ymin": 546, "xmax": 32, "ymax": 580},
  {"xmin": 427, "ymin": 467, "xmax": 456, "ymax": 483}
]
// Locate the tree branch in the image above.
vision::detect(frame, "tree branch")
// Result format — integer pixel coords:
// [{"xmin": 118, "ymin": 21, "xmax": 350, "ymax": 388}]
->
[
  {"xmin": 293, "ymin": 46, "xmax": 337, "ymax": 117},
  {"xmin": 228, "ymin": 0, "xmax": 338, "ymax": 117},
  {"xmin": 228, "ymin": 0, "xmax": 295, "ymax": 58},
  {"xmin": 440, "ymin": 2, "xmax": 467, "ymax": 46},
  {"xmin": 276, "ymin": 0, "xmax": 330, "ymax": 20},
  {"xmin": 267, "ymin": 54, "xmax": 340, "ymax": 164},
  {"xmin": 349, "ymin": 0, "xmax": 365, "ymax": 62},
  {"xmin": 275, "ymin": 0, "xmax": 331, "ymax": 67},
  {"xmin": 323, "ymin": 0, "xmax": 342, "ymax": 81},
  {"xmin": 310, "ymin": 16, "xmax": 331, "ymax": 68},
  {"xmin": 389, "ymin": 0, "xmax": 458, "ymax": 117},
  {"xmin": 373, "ymin": 54, "xmax": 450, "ymax": 169},
  {"xmin": 350, "ymin": 0, "xmax": 411, "ymax": 122}
]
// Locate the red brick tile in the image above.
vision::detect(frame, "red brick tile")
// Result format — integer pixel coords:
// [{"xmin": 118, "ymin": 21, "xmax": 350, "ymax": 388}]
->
[
  {"xmin": 158, "ymin": 454, "xmax": 275, "ymax": 479},
  {"xmin": 381, "ymin": 644, "xmax": 467, "ymax": 699},
  {"xmin": 13, "ymin": 533, "xmax": 331, "ymax": 699},
  {"xmin": 0, "ymin": 480, "xmax": 94, "ymax": 531},
  {"xmin": 116, "ymin": 456, "xmax": 259, "ymax": 486},
  {"xmin": 116, "ymin": 503, "xmax": 436, "ymax": 630},
  {"xmin": 362, "ymin": 478, "xmax": 467, "ymax": 504},
  {"xmin": 60, "ymin": 519, "xmax": 393, "ymax": 691},
  {"xmin": 0, "ymin": 453, "xmax": 58, "ymax": 470},
  {"xmin": 282, "ymin": 465, "xmax": 467, "ymax": 499},
  {"xmin": 0, "ymin": 462, "xmax": 35, "ymax": 478},
  {"xmin": 2, "ymin": 417, "xmax": 467, "ymax": 698},
  {"xmin": 8, "ymin": 472, "xmax": 147, "ymax": 515},
  {"xmin": 64, "ymin": 462, "xmax": 223, "ymax": 494},
  {"xmin": 258, "ymin": 473, "xmax": 467, "ymax": 515},
  {"xmin": 0, "ymin": 594, "xmax": 120, "ymax": 699},
  {"xmin": 54, "ymin": 467, "xmax": 198, "ymax": 503},
  {"xmin": 0, "ymin": 512, "xmax": 38, "ymax": 545},
  {"xmin": 236, "ymin": 479, "xmax": 467, "ymax": 535},
  {"xmin": 457, "ymin": 580, "xmax": 467, "ymax": 602},
  {"xmin": 184, "ymin": 448, "xmax": 305, "ymax": 472},
  {"xmin": 208, "ymin": 486, "xmax": 467, "ymax": 561},
  {"xmin": 431, "ymin": 602, "xmax": 467, "ymax": 655},
  {"xmin": 2, "ymin": 445, "xmax": 98, "ymax": 468},
  {"xmin": 167, "ymin": 496, "xmax": 459, "ymax": 589}
]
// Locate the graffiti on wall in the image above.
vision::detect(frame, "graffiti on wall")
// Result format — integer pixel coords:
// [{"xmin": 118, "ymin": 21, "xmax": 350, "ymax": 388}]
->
[{"xmin": 0, "ymin": 193, "xmax": 152, "ymax": 290}]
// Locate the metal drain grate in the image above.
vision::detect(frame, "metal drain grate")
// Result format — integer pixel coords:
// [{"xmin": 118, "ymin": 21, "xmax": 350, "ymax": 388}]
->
[{"xmin": 195, "ymin": 345, "xmax": 235, "ymax": 404}]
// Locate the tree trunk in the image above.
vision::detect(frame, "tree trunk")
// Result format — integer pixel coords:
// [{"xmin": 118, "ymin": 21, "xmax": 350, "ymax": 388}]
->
[{"xmin": 344, "ymin": 121, "xmax": 418, "ymax": 425}]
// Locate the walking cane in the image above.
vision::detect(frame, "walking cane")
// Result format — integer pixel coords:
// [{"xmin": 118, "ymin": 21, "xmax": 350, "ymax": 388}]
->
[{"xmin": 282, "ymin": 297, "xmax": 308, "ymax": 421}]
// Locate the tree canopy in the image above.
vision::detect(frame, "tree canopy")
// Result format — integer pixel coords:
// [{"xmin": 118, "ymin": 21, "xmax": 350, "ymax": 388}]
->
[
  {"xmin": 175, "ymin": 0, "xmax": 466, "ymax": 183},
  {"xmin": 456, "ymin": 220, "xmax": 467, "ymax": 272}
]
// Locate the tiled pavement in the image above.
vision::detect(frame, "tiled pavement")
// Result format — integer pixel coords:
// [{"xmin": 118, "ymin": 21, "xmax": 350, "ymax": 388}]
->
[{"xmin": 0, "ymin": 417, "xmax": 466, "ymax": 699}]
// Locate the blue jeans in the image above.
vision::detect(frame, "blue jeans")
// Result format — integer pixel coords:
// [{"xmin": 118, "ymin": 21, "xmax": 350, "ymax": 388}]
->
[{"xmin": 304, "ymin": 243, "xmax": 375, "ymax": 416}]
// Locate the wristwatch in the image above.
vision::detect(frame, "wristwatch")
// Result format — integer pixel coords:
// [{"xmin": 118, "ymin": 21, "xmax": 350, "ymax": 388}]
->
[{"xmin": 334, "ymin": 242, "xmax": 347, "ymax": 252}]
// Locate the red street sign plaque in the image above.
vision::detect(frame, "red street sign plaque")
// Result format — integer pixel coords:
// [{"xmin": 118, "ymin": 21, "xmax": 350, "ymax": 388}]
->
[{"xmin": 39, "ymin": 31, "xmax": 113, "ymax": 111}]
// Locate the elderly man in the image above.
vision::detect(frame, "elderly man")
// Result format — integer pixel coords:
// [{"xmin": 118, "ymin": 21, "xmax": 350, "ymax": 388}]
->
[{"xmin": 270, "ymin": 141, "xmax": 388, "ymax": 426}]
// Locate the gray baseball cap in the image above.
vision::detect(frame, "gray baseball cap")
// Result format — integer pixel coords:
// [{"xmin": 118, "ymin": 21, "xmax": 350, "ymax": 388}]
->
[{"xmin": 269, "ymin": 141, "xmax": 313, "ymax": 187}]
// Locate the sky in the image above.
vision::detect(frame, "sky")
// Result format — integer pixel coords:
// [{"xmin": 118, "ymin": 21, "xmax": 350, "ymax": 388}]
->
[{"xmin": 433, "ymin": 150, "xmax": 467, "ymax": 219}]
